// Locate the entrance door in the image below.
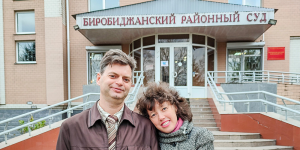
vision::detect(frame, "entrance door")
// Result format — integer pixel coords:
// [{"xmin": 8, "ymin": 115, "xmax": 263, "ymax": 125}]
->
[{"xmin": 159, "ymin": 46, "xmax": 189, "ymax": 97}]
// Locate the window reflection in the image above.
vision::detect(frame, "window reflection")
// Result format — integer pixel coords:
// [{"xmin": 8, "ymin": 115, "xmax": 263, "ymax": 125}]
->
[
  {"xmin": 192, "ymin": 46, "xmax": 205, "ymax": 86},
  {"xmin": 158, "ymin": 34, "xmax": 189, "ymax": 43},
  {"xmin": 143, "ymin": 47, "xmax": 155, "ymax": 86},
  {"xmin": 227, "ymin": 49, "xmax": 262, "ymax": 82},
  {"xmin": 134, "ymin": 49, "xmax": 141, "ymax": 84},
  {"xmin": 229, "ymin": 0, "xmax": 261, "ymax": 7},
  {"xmin": 88, "ymin": 52, "xmax": 105, "ymax": 84},
  {"xmin": 174, "ymin": 47, "xmax": 187, "ymax": 86},
  {"xmin": 160, "ymin": 47, "xmax": 170, "ymax": 83},
  {"xmin": 90, "ymin": 0, "xmax": 119, "ymax": 11},
  {"xmin": 16, "ymin": 12, "xmax": 35, "ymax": 33}
]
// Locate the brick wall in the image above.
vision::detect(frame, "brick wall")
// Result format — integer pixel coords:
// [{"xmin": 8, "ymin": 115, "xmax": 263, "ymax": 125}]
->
[
  {"xmin": 0, "ymin": 0, "xmax": 5, "ymax": 104},
  {"xmin": 69, "ymin": 0, "xmax": 93, "ymax": 99},
  {"xmin": 4, "ymin": 0, "xmax": 47, "ymax": 104},
  {"xmin": 277, "ymin": 84, "xmax": 300, "ymax": 104},
  {"xmin": 263, "ymin": 0, "xmax": 300, "ymax": 72},
  {"xmin": 217, "ymin": 42, "xmax": 226, "ymax": 82}
]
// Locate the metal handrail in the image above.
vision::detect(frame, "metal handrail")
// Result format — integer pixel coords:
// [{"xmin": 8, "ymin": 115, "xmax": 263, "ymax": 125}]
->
[
  {"xmin": 126, "ymin": 72, "xmax": 144, "ymax": 105},
  {"xmin": 0, "ymin": 101, "xmax": 95, "ymax": 144},
  {"xmin": 209, "ymin": 70, "xmax": 300, "ymax": 84},
  {"xmin": 207, "ymin": 72, "xmax": 300, "ymax": 120},
  {"xmin": 0, "ymin": 93, "xmax": 100, "ymax": 126},
  {"xmin": 0, "ymin": 71, "xmax": 144, "ymax": 144}
]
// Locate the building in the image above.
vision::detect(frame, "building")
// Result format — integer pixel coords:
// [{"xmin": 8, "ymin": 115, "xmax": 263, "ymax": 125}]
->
[
  {"xmin": 0, "ymin": 0, "xmax": 299, "ymax": 132},
  {"xmin": 0, "ymin": 0, "xmax": 300, "ymax": 148}
]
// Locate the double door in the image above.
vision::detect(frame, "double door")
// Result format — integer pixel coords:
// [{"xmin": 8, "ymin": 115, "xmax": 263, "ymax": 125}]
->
[{"xmin": 156, "ymin": 45, "xmax": 206, "ymax": 98}]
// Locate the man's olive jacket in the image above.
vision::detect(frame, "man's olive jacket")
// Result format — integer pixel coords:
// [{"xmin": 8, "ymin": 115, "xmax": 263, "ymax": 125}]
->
[{"xmin": 56, "ymin": 101, "xmax": 159, "ymax": 150}]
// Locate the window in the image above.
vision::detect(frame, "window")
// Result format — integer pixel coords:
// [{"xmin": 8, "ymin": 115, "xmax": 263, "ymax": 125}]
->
[
  {"xmin": 228, "ymin": 0, "xmax": 261, "ymax": 7},
  {"xmin": 16, "ymin": 11, "xmax": 35, "ymax": 34},
  {"xmin": 16, "ymin": 41, "xmax": 36, "ymax": 63},
  {"xmin": 89, "ymin": 0, "xmax": 119, "ymax": 11},
  {"xmin": 227, "ymin": 49, "xmax": 262, "ymax": 72},
  {"xmin": 88, "ymin": 52, "xmax": 106, "ymax": 84}
]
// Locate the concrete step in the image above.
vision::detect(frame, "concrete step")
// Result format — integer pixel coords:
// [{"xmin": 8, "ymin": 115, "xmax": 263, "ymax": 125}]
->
[
  {"xmin": 189, "ymin": 101, "xmax": 209, "ymax": 105},
  {"xmin": 193, "ymin": 114, "xmax": 215, "ymax": 119},
  {"xmin": 191, "ymin": 107, "xmax": 211, "ymax": 111},
  {"xmin": 214, "ymin": 146, "xmax": 293, "ymax": 150},
  {"xmin": 192, "ymin": 118, "xmax": 216, "ymax": 123},
  {"xmin": 189, "ymin": 98, "xmax": 208, "ymax": 102},
  {"xmin": 205, "ymin": 127, "xmax": 220, "ymax": 131},
  {"xmin": 190, "ymin": 104, "xmax": 210, "ymax": 108},
  {"xmin": 212, "ymin": 131, "xmax": 260, "ymax": 140},
  {"xmin": 193, "ymin": 122, "xmax": 217, "ymax": 127},
  {"xmin": 192, "ymin": 111, "xmax": 213, "ymax": 115},
  {"xmin": 214, "ymin": 139, "xmax": 276, "ymax": 147}
]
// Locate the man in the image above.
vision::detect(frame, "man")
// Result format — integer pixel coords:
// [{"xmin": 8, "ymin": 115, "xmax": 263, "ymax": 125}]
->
[{"xmin": 56, "ymin": 49, "xmax": 159, "ymax": 150}]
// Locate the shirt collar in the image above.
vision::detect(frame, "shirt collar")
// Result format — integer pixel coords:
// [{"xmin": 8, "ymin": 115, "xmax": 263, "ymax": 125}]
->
[
  {"xmin": 88, "ymin": 100, "xmax": 135, "ymax": 128},
  {"xmin": 97, "ymin": 101, "xmax": 124, "ymax": 124}
]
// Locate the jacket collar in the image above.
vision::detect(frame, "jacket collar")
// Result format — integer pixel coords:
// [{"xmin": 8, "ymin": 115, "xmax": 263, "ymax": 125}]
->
[{"xmin": 88, "ymin": 100, "xmax": 135, "ymax": 128}]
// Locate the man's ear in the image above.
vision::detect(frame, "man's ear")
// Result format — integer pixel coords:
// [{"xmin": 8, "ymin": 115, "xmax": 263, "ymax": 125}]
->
[{"xmin": 96, "ymin": 73, "xmax": 101, "ymax": 86}]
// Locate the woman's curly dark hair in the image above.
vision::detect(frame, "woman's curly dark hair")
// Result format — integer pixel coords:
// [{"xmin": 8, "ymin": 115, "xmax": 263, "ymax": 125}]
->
[{"xmin": 136, "ymin": 82, "xmax": 193, "ymax": 122}]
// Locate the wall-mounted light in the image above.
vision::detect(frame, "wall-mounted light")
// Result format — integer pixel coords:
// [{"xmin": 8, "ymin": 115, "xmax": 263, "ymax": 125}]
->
[
  {"xmin": 268, "ymin": 19, "xmax": 277, "ymax": 25},
  {"xmin": 73, "ymin": 25, "xmax": 80, "ymax": 31},
  {"xmin": 31, "ymin": 105, "xmax": 37, "ymax": 109}
]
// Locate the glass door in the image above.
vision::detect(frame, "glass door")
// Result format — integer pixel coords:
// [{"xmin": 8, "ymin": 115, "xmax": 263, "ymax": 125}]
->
[
  {"xmin": 173, "ymin": 47, "xmax": 188, "ymax": 86},
  {"xmin": 159, "ymin": 46, "xmax": 189, "ymax": 97}
]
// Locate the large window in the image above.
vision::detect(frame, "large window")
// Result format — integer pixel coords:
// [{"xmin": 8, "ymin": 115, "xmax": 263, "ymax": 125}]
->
[
  {"xmin": 89, "ymin": 0, "xmax": 119, "ymax": 11},
  {"xmin": 15, "ymin": 11, "xmax": 35, "ymax": 34},
  {"xmin": 227, "ymin": 49, "xmax": 262, "ymax": 82},
  {"xmin": 16, "ymin": 41, "xmax": 36, "ymax": 63},
  {"xmin": 228, "ymin": 0, "xmax": 261, "ymax": 7},
  {"xmin": 228, "ymin": 49, "xmax": 262, "ymax": 72}
]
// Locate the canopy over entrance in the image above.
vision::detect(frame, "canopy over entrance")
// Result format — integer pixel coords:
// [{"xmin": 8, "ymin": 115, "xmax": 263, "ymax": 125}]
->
[{"xmin": 73, "ymin": 0, "xmax": 276, "ymax": 45}]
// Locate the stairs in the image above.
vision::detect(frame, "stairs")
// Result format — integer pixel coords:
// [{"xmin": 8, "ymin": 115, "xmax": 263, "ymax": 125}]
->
[{"xmin": 190, "ymin": 99, "xmax": 294, "ymax": 150}]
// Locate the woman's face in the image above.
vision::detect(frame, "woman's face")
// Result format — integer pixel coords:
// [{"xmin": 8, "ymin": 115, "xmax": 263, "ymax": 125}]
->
[{"xmin": 147, "ymin": 101, "xmax": 178, "ymax": 133}]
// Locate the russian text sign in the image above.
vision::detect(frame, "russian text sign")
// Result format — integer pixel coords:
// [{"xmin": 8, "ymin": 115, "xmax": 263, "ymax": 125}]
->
[
  {"xmin": 267, "ymin": 47, "xmax": 285, "ymax": 60},
  {"xmin": 76, "ymin": 11, "xmax": 274, "ymax": 29}
]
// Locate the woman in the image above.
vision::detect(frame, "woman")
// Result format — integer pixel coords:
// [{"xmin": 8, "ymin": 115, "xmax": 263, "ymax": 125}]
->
[{"xmin": 136, "ymin": 82, "xmax": 214, "ymax": 150}]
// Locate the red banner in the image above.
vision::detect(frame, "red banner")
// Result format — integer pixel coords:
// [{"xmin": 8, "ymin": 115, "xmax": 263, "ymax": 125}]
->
[{"xmin": 267, "ymin": 47, "xmax": 285, "ymax": 60}]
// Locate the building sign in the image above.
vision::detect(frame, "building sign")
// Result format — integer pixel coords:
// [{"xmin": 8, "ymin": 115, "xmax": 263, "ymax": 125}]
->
[
  {"xmin": 267, "ymin": 47, "xmax": 285, "ymax": 60},
  {"xmin": 76, "ymin": 11, "xmax": 274, "ymax": 29},
  {"xmin": 161, "ymin": 61, "xmax": 168, "ymax": 66}
]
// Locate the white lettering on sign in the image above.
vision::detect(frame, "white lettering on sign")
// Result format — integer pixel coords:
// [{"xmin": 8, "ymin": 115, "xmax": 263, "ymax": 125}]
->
[{"xmin": 77, "ymin": 11, "xmax": 274, "ymax": 29}]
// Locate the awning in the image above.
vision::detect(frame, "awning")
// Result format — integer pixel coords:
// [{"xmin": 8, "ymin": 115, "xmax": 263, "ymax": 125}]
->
[{"xmin": 73, "ymin": 0, "xmax": 277, "ymax": 45}]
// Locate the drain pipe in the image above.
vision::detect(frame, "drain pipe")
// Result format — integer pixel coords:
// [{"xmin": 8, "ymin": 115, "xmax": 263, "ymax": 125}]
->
[{"xmin": 66, "ymin": 0, "xmax": 71, "ymax": 115}]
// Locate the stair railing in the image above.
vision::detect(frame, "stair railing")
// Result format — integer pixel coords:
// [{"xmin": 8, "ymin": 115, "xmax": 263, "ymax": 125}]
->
[
  {"xmin": 207, "ymin": 72, "xmax": 300, "ymax": 121},
  {"xmin": 209, "ymin": 70, "xmax": 300, "ymax": 85},
  {"xmin": 125, "ymin": 71, "xmax": 144, "ymax": 105},
  {"xmin": 0, "ymin": 71, "xmax": 144, "ymax": 144}
]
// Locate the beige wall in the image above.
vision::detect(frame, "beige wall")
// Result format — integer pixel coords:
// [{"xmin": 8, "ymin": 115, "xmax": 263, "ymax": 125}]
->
[
  {"xmin": 263, "ymin": 0, "xmax": 300, "ymax": 72},
  {"xmin": 3, "ymin": 0, "xmax": 68, "ymax": 105},
  {"xmin": 4, "ymin": 0, "xmax": 47, "ymax": 104},
  {"xmin": 69, "ymin": 0, "xmax": 93, "ymax": 99},
  {"xmin": 45, "ymin": 17, "xmax": 65, "ymax": 105}
]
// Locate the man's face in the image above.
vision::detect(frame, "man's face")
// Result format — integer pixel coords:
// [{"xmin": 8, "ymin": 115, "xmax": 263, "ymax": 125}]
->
[{"xmin": 97, "ymin": 63, "xmax": 132, "ymax": 102}]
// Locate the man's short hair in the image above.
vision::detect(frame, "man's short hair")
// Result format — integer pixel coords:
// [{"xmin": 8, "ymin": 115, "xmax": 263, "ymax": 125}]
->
[{"xmin": 99, "ymin": 49, "xmax": 136, "ymax": 76}]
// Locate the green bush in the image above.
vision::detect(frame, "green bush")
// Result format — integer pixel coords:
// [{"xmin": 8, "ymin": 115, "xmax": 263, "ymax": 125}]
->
[{"xmin": 18, "ymin": 115, "xmax": 46, "ymax": 134}]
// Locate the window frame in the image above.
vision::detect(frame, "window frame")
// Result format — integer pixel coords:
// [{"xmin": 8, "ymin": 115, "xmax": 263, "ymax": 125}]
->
[
  {"xmin": 15, "ymin": 11, "xmax": 35, "ymax": 34},
  {"xmin": 16, "ymin": 41, "xmax": 36, "ymax": 64}
]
